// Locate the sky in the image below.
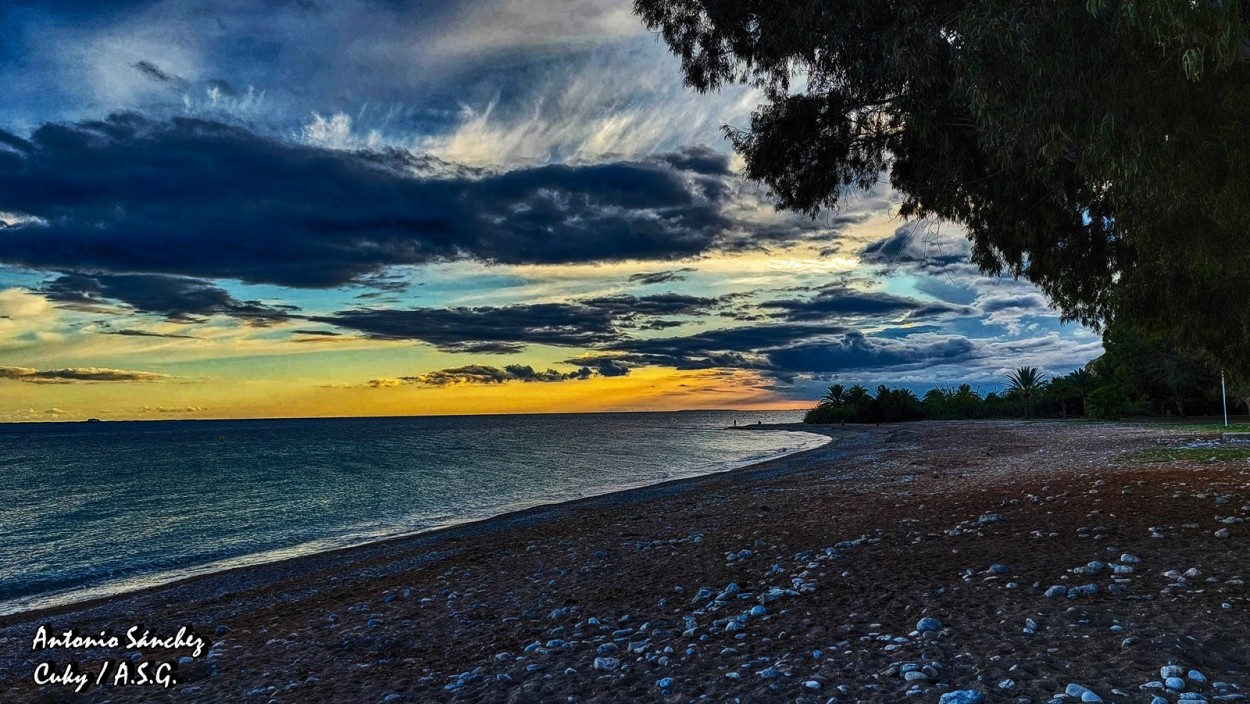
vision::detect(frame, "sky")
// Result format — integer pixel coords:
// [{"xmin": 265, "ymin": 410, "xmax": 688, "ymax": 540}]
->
[{"xmin": 0, "ymin": 0, "xmax": 1103, "ymax": 421}]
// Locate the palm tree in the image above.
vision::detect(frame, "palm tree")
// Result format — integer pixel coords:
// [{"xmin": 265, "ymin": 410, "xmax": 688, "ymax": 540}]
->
[
  {"xmin": 1007, "ymin": 366, "xmax": 1047, "ymax": 419},
  {"xmin": 1067, "ymin": 368, "xmax": 1097, "ymax": 415},
  {"xmin": 953, "ymin": 383, "xmax": 981, "ymax": 418},
  {"xmin": 845, "ymin": 384, "xmax": 872, "ymax": 423},
  {"xmin": 820, "ymin": 384, "xmax": 847, "ymax": 408},
  {"xmin": 954, "ymin": 383, "xmax": 979, "ymax": 404},
  {"xmin": 846, "ymin": 384, "xmax": 871, "ymax": 405}
]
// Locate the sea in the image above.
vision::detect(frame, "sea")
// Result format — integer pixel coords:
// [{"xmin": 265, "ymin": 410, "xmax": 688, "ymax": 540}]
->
[{"xmin": 0, "ymin": 410, "xmax": 826, "ymax": 615}]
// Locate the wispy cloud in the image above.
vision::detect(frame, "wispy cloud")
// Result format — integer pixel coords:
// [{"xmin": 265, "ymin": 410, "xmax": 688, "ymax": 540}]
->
[{"xmin": 0, "ymin": 366, "xmax": 169, "ymax": 383}]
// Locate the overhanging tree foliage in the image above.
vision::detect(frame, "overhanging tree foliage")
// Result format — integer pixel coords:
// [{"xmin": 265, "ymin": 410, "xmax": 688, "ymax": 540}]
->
[{"xmin": 634, "ymin": 0, "xmax": 1250, "ymax": 375}]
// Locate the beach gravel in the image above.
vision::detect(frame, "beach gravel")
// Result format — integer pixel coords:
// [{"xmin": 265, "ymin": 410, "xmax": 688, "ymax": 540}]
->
[{"xmin": 2, "ymin": 420, "xmax": 1249, "ymax": 703}]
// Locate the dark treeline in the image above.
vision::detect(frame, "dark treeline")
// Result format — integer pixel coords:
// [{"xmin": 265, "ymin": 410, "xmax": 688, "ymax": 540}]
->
[{"xmin": 805, "ymin": 325, "xmax": 1250, "ymax": 425}]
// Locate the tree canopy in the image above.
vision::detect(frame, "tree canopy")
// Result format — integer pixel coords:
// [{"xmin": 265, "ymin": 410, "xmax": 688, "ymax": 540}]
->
[{"xmin": 634, "ymin": 0, "xmax": 1250, "ymax": 375}]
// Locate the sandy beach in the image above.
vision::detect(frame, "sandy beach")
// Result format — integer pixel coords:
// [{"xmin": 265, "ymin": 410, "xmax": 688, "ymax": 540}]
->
[{"xmin": 3, "ymin": 420, "xmax": 1249, "ymax": 703}]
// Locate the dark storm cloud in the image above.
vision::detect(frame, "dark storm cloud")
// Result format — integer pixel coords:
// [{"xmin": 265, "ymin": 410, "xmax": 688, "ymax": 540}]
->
[
  {"xmin": 406, "ymin": 365, "xmax": 510, "ymax": 385},
  {"xmin": 313, "ymin": 303, "xmax": 621, "ymax": 349},
  {"xmin": 406, "ymin": 365, "xmax": 533, "ymax": 385},
  {"xmin": 580, "ymin": 293, "xmax": 718, "ymax": 318},
  {"xmin": 0, "ymin": 366, "xmax": 168, "ymax": 383},
  {"xmin": 0, "ymin": 114, "xmax": 732, "ymax": 288},
  {"xmin": 369, "ymin": 363, "xmax": 610, "ymax": 387},
  {"xmin": 638, "ymin": 320, "xmax": 685, "ymax": 330},
  {"xmin": 766, "ymin": 331, "xmax": 979, "ymax": 374},
  {"xmin": 607, "ymin": 324, "xmax": 844, "ymax": 370},
  {"xmin": 316, "ymin": 292, "xmax": 727, "ymax": 352},
  {"xmin": 42, "ymin": 273, "xmax": 293, "ymax": 323},
  {"xmin": 627, "ymin": 268, "xmax": 697, "ymax": 285},
  {"xmin": 601, "ymin": 322, "xmax": 982, "ymax": 377},
  {"xmin": 588, "ymin": 358, "xmax": 630, "ymax": 377},
  {"xmin": 563, "ymin": 357, "xmax": 633, "ymax": 378},
  {"xmin": 761, "ymin": 284, "xmax": 973, "ymax": 322},
  {"xmin": 859, "ymin": 225, "xmax": 970, "ymax": 268},
  {"xmin": 656, "ymin": 146, "xmax": 731, "ymax": 176}
]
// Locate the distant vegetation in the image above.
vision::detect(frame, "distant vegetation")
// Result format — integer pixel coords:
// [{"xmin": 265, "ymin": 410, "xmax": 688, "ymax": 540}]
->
[{"xmin": 805, "ymin": 324, "xmax": 1250, "ymax": 424}]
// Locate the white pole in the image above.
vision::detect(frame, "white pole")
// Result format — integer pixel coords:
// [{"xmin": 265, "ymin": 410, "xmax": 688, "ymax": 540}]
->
[{"xmin": 1222, "ymin": 370, "xmax": 1229, "ymax": 427}]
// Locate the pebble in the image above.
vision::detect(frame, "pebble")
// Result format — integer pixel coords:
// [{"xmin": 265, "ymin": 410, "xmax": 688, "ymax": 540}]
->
[
  {"xmin": 916, "ymin": 617, "xmax": 943, "ymax": 632},
  {"xmin": 1216, "ymin": 529, "xmax": 1230, "ymax": 539},
  {"xmin": 803, "ymin": 680, "xmax": 821, "ymax": 690},
  {"xmin": 939, "ymin": 691, "xmax": 985, "ymax": 704},
  {"xmin": 593, "ymin": 657, "xmax": 618, "ymax": 672},
  {"xmin": 1167, "ymin": 677, "xmax": 1187, "ymax": 691},
  {"xmin": 1190, "ymin": 670, "xmax": 1208, "ymax": 683},
  {"xmin": 657, "ymin": 677, "xmax": 674, "ymax": 689},
  {"xmin": 904, "ymin": 671, "xmax": 930, "ymax": 683},
  {"xmin": 1067, "ymin": 583, "xmax": 1098, "ymax": 598},
  {"xmin": 1066, "ymin": 684, "xmax": 1094, "ymax": 698}
]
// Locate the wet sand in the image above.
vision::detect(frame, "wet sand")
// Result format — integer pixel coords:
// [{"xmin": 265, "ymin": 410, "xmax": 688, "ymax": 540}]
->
[{"xmin": 2, "ymin": 420, "xmax": 1248, "ymax": 703}]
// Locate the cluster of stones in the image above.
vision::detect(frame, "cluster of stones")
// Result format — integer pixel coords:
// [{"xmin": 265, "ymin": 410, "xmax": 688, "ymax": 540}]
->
[{"xmin": 1044, "ymin": 553, "xmax": 1141, "ymax": 600}]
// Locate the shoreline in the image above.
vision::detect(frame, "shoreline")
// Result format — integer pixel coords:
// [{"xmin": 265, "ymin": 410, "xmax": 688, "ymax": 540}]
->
[
  {"xmin": 7, "ymin": 419, "xmax": 1250, "ymax": 703},
  {"xmin": 0, "ymin": 423, "xmax": 839, "ymax": 628}
]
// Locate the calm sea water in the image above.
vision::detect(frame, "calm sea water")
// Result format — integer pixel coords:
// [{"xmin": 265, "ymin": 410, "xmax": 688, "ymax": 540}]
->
[{"xmin": 0, "ymin": 411, "xmax": 823, "ymax": 614}]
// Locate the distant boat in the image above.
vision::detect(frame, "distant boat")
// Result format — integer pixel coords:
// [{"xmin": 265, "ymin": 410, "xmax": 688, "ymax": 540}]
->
[{"xmin": 85, "ymin": 418, "xmax": 102, "ymax": 423}]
